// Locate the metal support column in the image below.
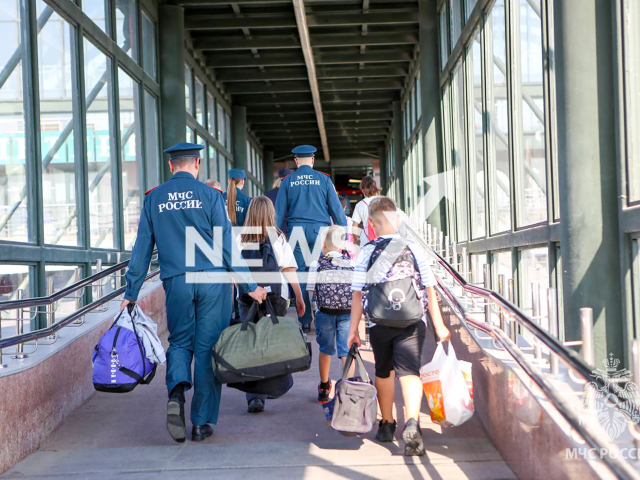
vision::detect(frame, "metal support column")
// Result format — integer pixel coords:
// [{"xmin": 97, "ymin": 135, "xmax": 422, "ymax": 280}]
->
[
  {"xmin": 392, "ymin": 101, "xmax": 405, "ymax": 210},
  {"xmin": 158, "ymin": 5, "xmax": 186, "ymax": 182},
  {"xmin": 554, "ymin": 0, "xmax": 624, "ymax": 366},
  {"xmin": 232, "ymin": 105, "xmax": 248, "ymax": 171},
  {"xmin": 419, "ymin": 0, "xmax": 446, "ymax": 231},
  {"xmin": 378, "ymin": 147, "xmax": 388, "ymax": 194},
  {"xmin": 264, "ymin": 150, "xmax": 274, "ymax": 191}
]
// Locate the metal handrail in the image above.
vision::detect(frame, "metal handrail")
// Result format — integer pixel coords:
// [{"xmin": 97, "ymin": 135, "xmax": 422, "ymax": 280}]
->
[
  {"xmin": 0, "ymin": 269, "xmax": 159, "ymax": 350},
  {"xmin": 404, "ymin": 224, "xmax": 618, "ymax": 396},
  {"xmin": 0, "ymin": 251, "xmax": 157, "ymax": 312},
  {"xmin": 405, "ymin": 225, "xmax": 640, "ymax": 479},
  {"xmin": 0, "ymin": 251, "xmax": 159, "ymax": 350}
]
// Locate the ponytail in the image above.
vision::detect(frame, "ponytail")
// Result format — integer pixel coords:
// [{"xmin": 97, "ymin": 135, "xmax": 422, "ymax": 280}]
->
[{"xmin": 227, "ymin": 178, "xmax": 238, "ymax": 225}]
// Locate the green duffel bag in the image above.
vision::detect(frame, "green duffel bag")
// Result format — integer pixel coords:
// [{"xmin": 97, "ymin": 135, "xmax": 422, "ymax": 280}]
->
[{"xmin": 213, "ymin": 298, "xmax": 311, "ymax": 384}]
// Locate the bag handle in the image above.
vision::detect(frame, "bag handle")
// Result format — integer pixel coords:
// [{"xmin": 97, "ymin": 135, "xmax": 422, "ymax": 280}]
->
[
  {"xmin": 341, "ymin": 344, "xmax": 371, "ymax": 384},
  {"xmin": 240, "ymin": 297, "xmax": 280, "ymax": 331}
]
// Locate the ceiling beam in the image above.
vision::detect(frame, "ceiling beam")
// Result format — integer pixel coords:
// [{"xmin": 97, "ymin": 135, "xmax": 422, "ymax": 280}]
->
[
  {"xmin": 194, "ymin": 33, "xmax": 417, "ymax": 51},
  {"xmin": 206, "ymin": 50, "xmax": 411, "ymax": 68},
  {"xmin": 184, "ymin": 11, "xmax": 418, "ymax": 30},
  {"xmin": 216, "ymin": 65, "xmax": 408, "ymax": 82},
  {"xmin": 249, "ymin": 111, "xmax": 392, "ymax": 123},
  {"xmin": 254, "ymin": 121, "xmax": 391, "ymax": 131},
  {"xmin": 247, "ymin": 102, "xmax": 392, "ymax": 115},
  {"xmin": 292, "ymin": 0, "xmax": 329, "ymax": 162},
  {"xmin": 177, "ymin": 0, "xmax": 289, "ymax": 5},
  {"xmin": 225, "ymin": 78, "xmax": 403, "ymax": 94},
  {"xmin": 235, "ymin": 91, "xmax": 398, "ymax": 106}
]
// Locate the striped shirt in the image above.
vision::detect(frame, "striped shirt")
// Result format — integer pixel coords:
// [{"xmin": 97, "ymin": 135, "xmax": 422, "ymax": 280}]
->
[{"xmin": 351, "ymin": 234, "xmax": 437, "ymax": 292}]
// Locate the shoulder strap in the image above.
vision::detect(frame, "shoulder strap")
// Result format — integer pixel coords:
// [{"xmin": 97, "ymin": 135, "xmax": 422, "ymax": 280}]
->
[{"xmin": 366, "ymin": 238, "xmax": 393, "ymax": 271}]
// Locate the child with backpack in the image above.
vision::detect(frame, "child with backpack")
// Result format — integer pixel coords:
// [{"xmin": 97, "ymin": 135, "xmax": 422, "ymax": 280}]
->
[
  {"xmin": 307, "ymin": 225, "xmax": 355, "ymax": 403},
  {"xmin": 236, "ymin": 196, "xmax": 306, "ymax": 413},
  {"xmin": 347, "ymin": 196, "xmax": 451, "ymax": 457}
]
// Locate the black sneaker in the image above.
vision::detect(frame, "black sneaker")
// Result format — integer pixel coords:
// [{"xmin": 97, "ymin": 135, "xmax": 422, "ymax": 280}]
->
[
  {"xmin": 302, "ymin": 324, "xmax": 311, "ymax": 334},
  {"xmin": 247, "ymin": 397, "xmax": 265, "ymax": 413},
  {"xmin": 402, "ymin": 418, "xmax": 425, "ymax": 456},
  {"xmin": 317, "ymin": 381, "xmax": 332, "ymax": 403},
  {"xmin": 375, "ymin": 420, "xmax": 396, "ymax": 442}
]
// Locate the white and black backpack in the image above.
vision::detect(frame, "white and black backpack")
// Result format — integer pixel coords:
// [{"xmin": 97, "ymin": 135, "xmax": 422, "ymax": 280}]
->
[{"xmin": 363, "ymin": 237, "xmax": 425, "ymax": 328}]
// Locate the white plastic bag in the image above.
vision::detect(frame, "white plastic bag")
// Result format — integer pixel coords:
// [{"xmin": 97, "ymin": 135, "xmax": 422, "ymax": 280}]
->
[{"xmin": 420, "ymin": 342, "xmax": 474, "ymax": 427}]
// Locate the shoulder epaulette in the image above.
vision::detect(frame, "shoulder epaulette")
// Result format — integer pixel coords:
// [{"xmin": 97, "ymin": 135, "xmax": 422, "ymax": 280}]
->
[
  {"xmin": 319, "ymin": 171, "xmax": 331, "ymax": 177},
  {"xmin": 209, "ymin": 185, "xmax": 223, "ymax": 193},
  {"xmin": 145, "ymin": 186, "xmax": 157, "ymax": 195}
]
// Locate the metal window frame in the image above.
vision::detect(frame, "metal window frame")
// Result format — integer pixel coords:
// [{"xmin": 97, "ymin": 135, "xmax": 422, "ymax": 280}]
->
[{"xmin": 0, "ymin": 0, "xmax": 161, "ymax": 318}]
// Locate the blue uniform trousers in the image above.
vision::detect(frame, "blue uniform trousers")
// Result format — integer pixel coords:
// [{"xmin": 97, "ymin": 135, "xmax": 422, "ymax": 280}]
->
[
  {"xmin": 163, "ymin": 273, "xmax": 231, "ymax": 426},
  {"xmin": 288, "ymin": 224, "xmax": 324, "ymax": 327}
]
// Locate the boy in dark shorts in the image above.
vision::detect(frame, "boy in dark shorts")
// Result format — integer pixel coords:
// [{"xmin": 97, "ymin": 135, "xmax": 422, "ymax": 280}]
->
[{"xmin": 347, "ymin": 197, "xmax": 450, "ymax": 456}]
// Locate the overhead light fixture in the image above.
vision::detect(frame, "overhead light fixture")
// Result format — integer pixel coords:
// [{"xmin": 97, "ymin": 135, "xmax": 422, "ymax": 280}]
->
[{"xmin": 348, "ymin": 179, "xmax": 361, "ymax": 184}]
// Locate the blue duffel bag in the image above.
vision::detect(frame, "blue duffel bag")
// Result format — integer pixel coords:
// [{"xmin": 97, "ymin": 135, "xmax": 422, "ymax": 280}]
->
[{"xmin": 92, "ymin": 308, "xmax": 156, "ymax": 393}]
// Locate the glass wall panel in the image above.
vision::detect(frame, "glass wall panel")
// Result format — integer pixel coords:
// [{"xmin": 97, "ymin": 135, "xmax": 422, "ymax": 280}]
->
[
  {"xmin": 45, "ymin": 264, "xmax": 82, "ymax": 319},
  {"xmin": 225, "ymin": 112, "xmax": 231, "ymax": 151},
  {"xmin": 468, "ymin": 32, "xmax": 486, "ymax": 239},
  {"xmin": 82, "ymin": 0, "xmax": 107, "ymax": 33},
  {"xmin": 492, "ymin": 249, "xmax": 512, "ymax": 288},
  {"xmin": 217, "ymin": 103, "xmax": 225, "ymax": 143},
  {"xmin": 115, "ymin": 0, "xmax": 138, "ymax": 61},
  {"xmin": 470, "ymin": 253, "xmax": 487, "ymax": 285},
  {"xmin": 520, "ymin": 246, "xmax": 550, "ymax": 329},
  {"xmin": 141, "ymin": 11, "xmax": 156, "ymax": 81},
  {"xmin": 38, "ymin": 5, "xmax": 79, "ymax": 246},
  {"xmin": 449, "ymin": 0, "xmax": 463, "ymax": 49},
  {"xmin": 185, "ymin": 64, "xmax": 193, "ymax": 115},
  {"xmin": 439, "ymin": 5, "xmax": 449, "ymax": 69},
  {"xmin": 0, "ymin": 0, "xmax": 29, "ymax": 242},
  {"xmin": 465, "ymin": 0, "xmax": 478, "ymax": 19},
  {"xmin": 516, "ymin": 0, "xmax": 547, "ymax": 226},
  {"xmin": 143, "ymin": 90, "xmax": 160, "ymax": 188},
  {"xmin": 0, "ymin": 264, "xmax": 32, "ymax": 334},
  {"xmin": 624, "ymin": 0, "xmax": 640, "ymax": 203},
  {"xmin": 489, "ymin": 0, "xmax": 511, "ymax": 233},
  {"xmin": 452, "ymin": 63, "xmax": 469, "ymax": 241},
  {"xmin": 84, "ymin": 38, "xmax": 115, "ymax": 249},
  {"xmin": 207, "ymin": 145, "xmax": 217, "ymax": 183},
  {"xmin": 195, "ymin": 78, "xmax": 204, "ymax": 126},
  {"xmin": 207, "ymin": 93, "xmax": 215, "ymax": 136},
  {"xmin": 118, "ymin": 68, "xmax": 142, "ymax": 250},
  {"xmin": 186, "ymin": 126, "xmax": 194, "ymax": 143}
]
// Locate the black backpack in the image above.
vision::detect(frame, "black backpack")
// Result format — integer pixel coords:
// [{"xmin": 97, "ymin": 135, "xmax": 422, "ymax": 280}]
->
[
  {"xmin": 240, "ymin": 239, "xmax": 282, "ymax": 302},
  {"xmin": 363, "ymin": 238, "xmax": 424, "ymax": 328}
]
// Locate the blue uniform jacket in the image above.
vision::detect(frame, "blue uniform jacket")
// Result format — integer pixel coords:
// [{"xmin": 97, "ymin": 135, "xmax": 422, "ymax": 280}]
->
[
  {"xmin": 124, "ymin": 171, "xmax": 258, "ymax": 301},
  {"xmin": 275, "ymin": 165, "xmax": 347, "ymax": 231},
  {"xmin": 222, "ymin": 188, "xmax": 251, "ymax": 227}
]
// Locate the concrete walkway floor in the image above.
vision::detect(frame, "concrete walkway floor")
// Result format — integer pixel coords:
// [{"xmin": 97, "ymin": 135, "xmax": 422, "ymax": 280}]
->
[{"xmin": 2, "ymin": 327, "xmax": 515, "ymax": 480}]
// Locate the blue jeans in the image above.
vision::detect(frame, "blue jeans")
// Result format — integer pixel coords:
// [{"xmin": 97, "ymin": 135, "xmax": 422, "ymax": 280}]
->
[{"xmin": 315, "ymin": 311, "xmax": 351, "ymax": 357}]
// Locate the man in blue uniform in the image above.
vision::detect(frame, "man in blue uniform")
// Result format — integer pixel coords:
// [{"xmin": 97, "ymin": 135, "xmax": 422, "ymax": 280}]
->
[
  {"xmin": 222, "ymin": 169, "xmax": 251, "ymax": 227},
  {"xmin": 120, "ymin": 143, "xmax": 267, "ymax": 443},
  {"xmin": 275, "ymin": 145, "xmax": 347, "ymax": 332}
]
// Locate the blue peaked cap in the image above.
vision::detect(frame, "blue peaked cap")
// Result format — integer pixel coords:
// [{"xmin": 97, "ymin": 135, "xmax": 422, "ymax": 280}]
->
[
  {"xmin": 292, "ymin": 145, "xmax": 317, "ymax": 158},
  {"xmin": 164, "ymin": 142, "xmax": 204, "ymax": 160},
  {"xmin": 228, "ymin": 169, "xmax": 246, "ymax": 179}
]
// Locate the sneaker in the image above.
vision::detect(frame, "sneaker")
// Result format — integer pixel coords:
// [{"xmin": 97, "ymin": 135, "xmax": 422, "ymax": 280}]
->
[
  {"xmin": 375, "ymin": 420, "xmax": 396, "ymax": 442},
  {"xmin": 317, "ymin": 381, "xmax": 332, "ymax": 403},
  {"xmin": 402, "ymin": 418, "xmax": 425, "ymax": 456},
  {"xmin": 247, "ymin": 397, "xmax": 265, "ymax": 413},
  {"xmin": 302, "ymin": 324, "xmax": 311, "ymax": 334}
]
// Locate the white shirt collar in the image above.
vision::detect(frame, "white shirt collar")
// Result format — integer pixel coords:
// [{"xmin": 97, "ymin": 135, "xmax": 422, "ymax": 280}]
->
[{"xmin": 324, "ymin": 250, "xmax": 344, "ymax": 257}]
